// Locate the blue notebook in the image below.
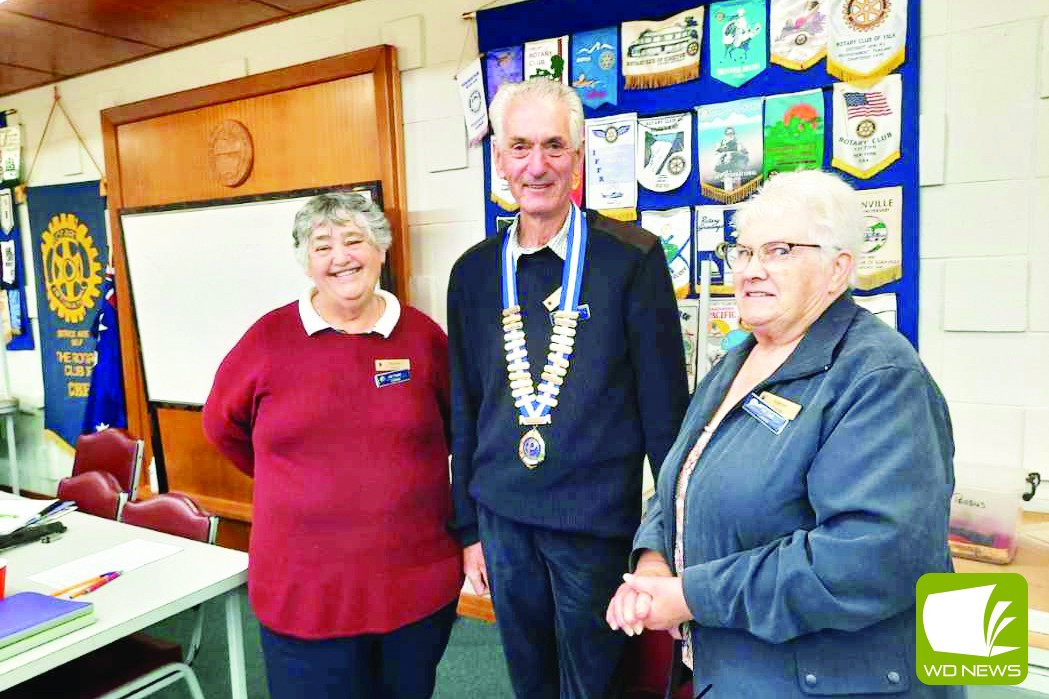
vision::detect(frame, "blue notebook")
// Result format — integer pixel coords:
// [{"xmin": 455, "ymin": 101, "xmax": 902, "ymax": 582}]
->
[{"xmin": 0, "ymin": 592, "xmax": 94, "ymax": 649}]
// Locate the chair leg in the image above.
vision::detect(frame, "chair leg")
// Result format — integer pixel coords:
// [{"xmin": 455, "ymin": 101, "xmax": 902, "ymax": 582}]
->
[{"xmin": 183, "ymin": 667, "xmax": 205, "ymax": 699}]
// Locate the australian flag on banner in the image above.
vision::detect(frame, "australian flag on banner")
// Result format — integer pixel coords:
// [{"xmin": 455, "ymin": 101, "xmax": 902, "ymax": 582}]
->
[{"xmin": 81, "ymin": 267, "xmax": 127, "ymax": 433}]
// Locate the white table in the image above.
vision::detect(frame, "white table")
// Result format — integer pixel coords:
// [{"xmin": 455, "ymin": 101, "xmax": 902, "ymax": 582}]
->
[{"xmin": 0, "ymin": 498, "xmax": 249, "ymax": 697}]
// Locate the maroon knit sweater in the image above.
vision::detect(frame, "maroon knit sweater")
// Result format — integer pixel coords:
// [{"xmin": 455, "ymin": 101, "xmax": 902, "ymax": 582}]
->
[{"xmin": 203, "ymin": 302, "xmax": 462, "ymax": 638}]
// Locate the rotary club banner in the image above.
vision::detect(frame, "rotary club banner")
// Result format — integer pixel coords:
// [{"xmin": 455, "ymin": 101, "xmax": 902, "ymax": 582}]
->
[
  {"xmin": 696, "ymin": 97, "xmax": 764, "ymax": 203},
  {"xmin": 490, "ymin": 164, "xmax": 517, "ymax": 211},
  {"xmin": 677, "ymin": 298, "xmax": 699, "ymax": 392},
  {"xmin": 637, "ymin": 113, "xmax": 691, "ymax": 193},
  {"xmin": 709, "ymin": 0, "xmax": 768, "ymax": 88},
  {"xmin": 641, "ymin": 206, "xmax": 692, "ymax": 298},
  {"xmin": 585, "ymin": 113, "xmax": 638, "ymax": 220},
  {"xmin": 694, "ymin": 203, "xmax": 740, "ymax": 293},
  {"xmin": 27, "ymin": 181, "xmax": 108, "ymax": 447},
  {"xmin": 855, "ymin": 185, "xmax": 902, "ymax": 290},
  {"xmin": 827, "ymin": 0, "xmax": 907, "ymax": 82},
  {"xmin": 763, "ymin": 89, "xmax": 824, "ymax": 178},
  {"xmin": 1, "ymin": 187, "xmax": 33, "ymax": 351},
  {"xmin": 486, "ymin": 46, "xmax": 523, "ymax": 103},
  {"xmin": 525, "ymin": 36, "xmax": 569, "ymax": 83},
  {"xmin": 622, "ymin": 7, "xmax": 704, "ymax": 90},
  {"xmin": 456, "ymin": 57, "xmax": 489, "ymax": 147},
  {"xmin": 707, "ymin": 297, "xmax": 746, "ymax": 367},
  {"xmin": 770, "ymin": 0, "xmax": 828, "ymax": 70},
  {"xmin": 831, "ymin": 73, "xmax": 901, "ymax": 178},
  {"xmin": 571, "ymin": 27, "xmax": 618, "ymax": 108},
  {"xmin": 854, "ymin": 292, "xmax": 897, "ymax": 329}
]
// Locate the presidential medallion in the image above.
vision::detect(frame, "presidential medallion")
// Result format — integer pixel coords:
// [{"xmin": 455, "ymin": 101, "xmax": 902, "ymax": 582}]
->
[{"xmin": 518, "ymin": 428, "xmax": 546, "ymax": 469}]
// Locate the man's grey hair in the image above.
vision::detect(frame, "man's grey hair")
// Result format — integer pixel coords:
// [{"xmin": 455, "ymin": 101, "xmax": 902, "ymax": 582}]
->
[
  {"xmin": 731, "ymin": 170, "xmax": 864, "ymax": 286},
  {"xmin": 488, "ymin": 79, "xmax": 585, "ymax": 150},
  {"xmin": 291, "ymin": 191, "xmax": 391, "ymax": 267}
]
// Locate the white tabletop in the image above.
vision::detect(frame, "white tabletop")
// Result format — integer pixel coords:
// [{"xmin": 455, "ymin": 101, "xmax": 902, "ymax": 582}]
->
[{"xmin": 0, "ymin": 496, "xmax": 248, "ymax": 691}]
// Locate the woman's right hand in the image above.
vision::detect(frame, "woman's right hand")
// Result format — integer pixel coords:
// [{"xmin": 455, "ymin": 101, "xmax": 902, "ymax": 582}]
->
[
  {"xmin": 605, "ymin": 550, "xmax": 672, "ymax": 636},
  {"xmin": 463, "ymin": 542, "xmax": 489, "ymax": 596}
]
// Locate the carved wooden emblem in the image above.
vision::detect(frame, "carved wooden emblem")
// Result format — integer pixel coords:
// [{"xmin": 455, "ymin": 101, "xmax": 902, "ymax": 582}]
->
[{"xmin": 208, "ymin": 120, "xmax": 254, "ymax": 187}]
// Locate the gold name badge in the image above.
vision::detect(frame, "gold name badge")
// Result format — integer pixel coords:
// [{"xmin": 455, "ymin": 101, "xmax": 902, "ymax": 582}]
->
[
  {"xmin": 375, "ymin": 359, "xmax": 410, "ymax": 372},
  {"xmin": 759, "ymin": 391, "xmax": 802, "ymax": 420},
  {"xmin": 542, "ymin": 286, "xmax": 563, "ymax": 311}
]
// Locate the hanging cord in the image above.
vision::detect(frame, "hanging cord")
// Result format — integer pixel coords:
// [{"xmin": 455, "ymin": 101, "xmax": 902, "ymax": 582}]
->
[
  {"xmin": 17, "ymin": 86, "xmax": 106, "ymax": 201},
  {"xmin": 457, "ymin": 0, "xmax": 510, "ymax": 74}
]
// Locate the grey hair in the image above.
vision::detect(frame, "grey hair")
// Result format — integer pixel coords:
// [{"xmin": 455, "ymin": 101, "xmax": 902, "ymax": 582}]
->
[
  {"xmin": 731, "ymin": 170, "xmax": 864, "ymax": 286},
  {"xmin": 292, "ymin": 191, "xmax": 392, "ymax": 267},
  {"xmin": 489, "ymin": 79, "xmax": 585, "ymax": 150}
]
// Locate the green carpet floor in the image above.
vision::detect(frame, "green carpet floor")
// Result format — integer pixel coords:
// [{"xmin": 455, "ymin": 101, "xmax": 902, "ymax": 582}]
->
[{"xmin": 142, "ymin": 589, "xmax": 514, "ymax": 698}]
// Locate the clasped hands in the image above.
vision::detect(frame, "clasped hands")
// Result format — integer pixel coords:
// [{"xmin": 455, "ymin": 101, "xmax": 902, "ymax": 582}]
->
[{"xmin": 605, "ymin": 550, "xmax": 692, "ymax": 637}]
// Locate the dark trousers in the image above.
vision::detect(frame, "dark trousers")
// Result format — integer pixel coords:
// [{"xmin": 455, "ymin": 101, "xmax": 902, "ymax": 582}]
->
[
  {"xmin": 478, "ymin": 505, "xmax": 631, "ymax": 699},
  {"xmin": 259, "ymin": 600, "xmax": 457, "ymax": 699}
]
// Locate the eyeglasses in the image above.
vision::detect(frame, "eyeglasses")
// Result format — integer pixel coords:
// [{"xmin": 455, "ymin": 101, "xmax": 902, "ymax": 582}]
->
[
  {"xmin": 504, "ymin": 140, "xmax": 572, "ymax": 159},
  {"xmin": 723, "ymin": 241, "xmax": 825, "ymax": 271}
]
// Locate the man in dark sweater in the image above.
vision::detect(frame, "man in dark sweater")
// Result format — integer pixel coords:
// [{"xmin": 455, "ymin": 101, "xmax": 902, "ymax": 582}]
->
[{"xmin": 448, "ymin": 78, "xmax": 688, "ymax": 699}]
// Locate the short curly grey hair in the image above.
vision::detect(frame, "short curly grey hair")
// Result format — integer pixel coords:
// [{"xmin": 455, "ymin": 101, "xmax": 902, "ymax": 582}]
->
[{"xmin": 292, "ymin": 191, "xmax": 391, "ymax": 267}]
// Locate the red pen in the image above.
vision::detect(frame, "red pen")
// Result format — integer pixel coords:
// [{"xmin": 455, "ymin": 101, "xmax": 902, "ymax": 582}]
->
[{"xmin": 68, "ymin": 571, "xmax": 122, "ymax": 599}]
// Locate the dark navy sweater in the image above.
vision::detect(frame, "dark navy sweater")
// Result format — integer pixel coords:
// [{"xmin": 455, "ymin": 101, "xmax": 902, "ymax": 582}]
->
[{"xmin": 448, "ymin": 211, "xmax": 689, "ymax": 545}]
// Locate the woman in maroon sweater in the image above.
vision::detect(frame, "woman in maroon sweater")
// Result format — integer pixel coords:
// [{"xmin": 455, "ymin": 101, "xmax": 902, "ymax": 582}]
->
[{"xmin": 203, "ymin": 191, "xmax": 462, "ymax": 699}]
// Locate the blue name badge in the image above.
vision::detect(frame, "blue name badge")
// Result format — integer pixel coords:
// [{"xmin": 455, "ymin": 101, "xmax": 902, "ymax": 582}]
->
[
  {"xmin": 741, "ymin": 392, "xmax": 788, "ymax": 435},
  {"xmin": 374, "ymin": 369, "xmax": 411, "ymax": 388},
  {"xmin": 549, "ymin": 304, "xmax": 591, "ymax": 326}
]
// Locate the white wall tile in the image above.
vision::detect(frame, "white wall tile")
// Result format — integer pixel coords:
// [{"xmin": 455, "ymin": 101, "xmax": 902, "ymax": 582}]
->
[
  {"xmin": 1023, "ymin": 333, "xmax": 1049, "ymax": 407},
  {"xmin": 918, "ymin": 258, "xmax": 946, "ymax": 382},
  {"xmin": 401, "ymin": 62, "xmax": 464, "ymax": 124},
  {"xmin": 920, "ymin": 182, "xmax": 1031, "ymax": 259},
  {"xmin": 409, "ymin": 219, "xmax": 485, "ymax": 327},
  {"xmin": 1038, "ymin": 100, "xmax": 1049, "ymax": 178},
  {"xmin": 948, "ymin": 22, "xmax": 1040, "ymax": 109},
  {"xmin": 1030, "ymin": 179, "xmax": 1049, "ymax": 331},
  {"xmin": 949, "ymin": 401, "xmax": 1027, "ymax": 467},
  {"xmin": 920, "ymin": 35, "xmax": 948, "ymax": 116},
  {"xmin": 940, "ymin": 333, "xmax": 1030, "ymax": 405},
  {"xmin": 403, "ymin": 121, "xmax": 484, "ymax": 222},
  {"xmin": 922, "ymin": 0, "xmax": 949, "ymax": 36},
  {"xmin": 425, "ymin": 117, "xmax": 470, "ymax": 172},
  {"xmin": 919, "ymin": 112, "xmax": 946, "ymax": 187},
  {"xmin": 943, "ymin": 257, "xmax": 1028, "ymax": 331},
  {"xmin": 949, "ymin": 0, "xmax": 1049, "ymax": 31},
  {"xmin": 382, "ymin": 15, "xmax": 426, "ymax": 71},
  {"xmin": 945, "ymin": 100, "xmax": 1036, "ymax": 183}
]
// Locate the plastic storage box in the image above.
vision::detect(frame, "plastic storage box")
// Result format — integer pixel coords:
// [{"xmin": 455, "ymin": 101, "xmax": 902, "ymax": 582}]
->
[{"xmin": 949, "ymin": 462, "xmax": 1041, "ymax": 564}]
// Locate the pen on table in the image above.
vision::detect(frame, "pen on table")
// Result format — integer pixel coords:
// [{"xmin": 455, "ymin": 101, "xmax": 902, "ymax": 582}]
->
[
  {"xmin": 22, "ymin": 501, "xmax": 74, "ymax": 529},
  {"xmin": 51, "ymin": 571, "xmax": 122, "ymax": 598},
  {"xmin": 68, "ymin": 571, "xmax": 122, "ymax": 599}
]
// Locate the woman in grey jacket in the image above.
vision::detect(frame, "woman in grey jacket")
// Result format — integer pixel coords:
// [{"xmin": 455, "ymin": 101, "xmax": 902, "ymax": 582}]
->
[{"xmin": 607, "ymin": 170, "xmax": 963, "ymax": 698}]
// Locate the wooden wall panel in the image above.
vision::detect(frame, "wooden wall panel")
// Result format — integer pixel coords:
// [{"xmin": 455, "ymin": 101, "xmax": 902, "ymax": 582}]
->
[
  {"xmin": 116, "ymin": 74, "xmax": 379, "ymax": 208},
  {"xmin": 102, "ymin": 46, "xmax": 407, "ymax": 526},
  {"xmin": 154, "ymin": 407, "xmax": 254, "ymax": 522}
]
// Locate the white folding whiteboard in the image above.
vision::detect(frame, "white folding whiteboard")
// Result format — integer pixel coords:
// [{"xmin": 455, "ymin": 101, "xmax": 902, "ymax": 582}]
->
[{"xmin": 120, "ymin": 184, "xmax": 380, "ymax": 406}]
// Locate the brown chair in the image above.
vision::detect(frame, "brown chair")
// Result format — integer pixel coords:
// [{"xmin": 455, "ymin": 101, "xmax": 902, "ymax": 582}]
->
[
  {"xmin": 72, "ymin": 428, "xmax": 144, "ymax": 500},
  {"xmin": 55, "ymin": 470, "xmax": 127, "ymax": 519},
  {"xmin": 4, "ymin": 494, "xmax": 217, "ymax": 699}
]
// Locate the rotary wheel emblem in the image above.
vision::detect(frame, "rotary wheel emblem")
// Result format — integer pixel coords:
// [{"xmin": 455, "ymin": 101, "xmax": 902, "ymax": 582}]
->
[
  {"xmin": 855, "ymin": 119, "xmax": 877, "ymax": 138},
  {"xmin": 845, "ymin": 0, "xmax": 889, "ymax": 31},
  {"xmin": 667, "ymin": 155, "xmax": 686, "ymax": 175},
  {"xmin": 40, "ymin": 213, "xmax": 103, "ymax": 323},
  {"xmin": 598, "ymin": 51, "xmax": 615, "ymax": 71}
]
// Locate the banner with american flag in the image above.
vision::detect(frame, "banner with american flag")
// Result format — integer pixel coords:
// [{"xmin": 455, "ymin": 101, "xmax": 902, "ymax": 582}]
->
[
  {"xmin": 827, "ymin": 0, "xmax": 908, "ymax": 82},
  {"xmin": 832, "ymin": 74, "xmax": 902, "ymax": 179}
]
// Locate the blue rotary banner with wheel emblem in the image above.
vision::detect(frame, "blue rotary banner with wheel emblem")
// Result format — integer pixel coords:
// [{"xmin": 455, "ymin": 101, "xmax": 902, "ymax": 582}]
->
[{"xmin": 27, "ymin": 181, "xmax": 108, "ymax": 448}]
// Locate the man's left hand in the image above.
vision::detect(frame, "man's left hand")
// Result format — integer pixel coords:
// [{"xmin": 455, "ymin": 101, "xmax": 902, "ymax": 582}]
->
[{"xmin": 620, "ymin": 573, "xmax": 693, "ymax": 631}]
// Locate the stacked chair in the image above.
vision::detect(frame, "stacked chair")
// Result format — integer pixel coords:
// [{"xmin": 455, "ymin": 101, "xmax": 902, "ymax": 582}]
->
[{"xmin": 54, "ymin": 428, "xmax": 145, "ymax": 520}]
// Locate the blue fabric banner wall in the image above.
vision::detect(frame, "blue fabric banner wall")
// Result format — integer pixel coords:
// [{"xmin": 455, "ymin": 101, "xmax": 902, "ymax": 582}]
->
[
  {"xmin": 476, "ymin": 0, "xmax": 921, "ymax": 348},
  {"xmin": 27, "ymin": 181, "xmax": 108, "ymax": 447}
]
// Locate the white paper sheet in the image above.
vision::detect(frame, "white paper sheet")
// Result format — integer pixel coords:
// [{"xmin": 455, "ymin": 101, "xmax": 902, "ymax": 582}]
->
[{"xmin": 29, "ymin": 539, "xmax": 182, "ymax": 589}]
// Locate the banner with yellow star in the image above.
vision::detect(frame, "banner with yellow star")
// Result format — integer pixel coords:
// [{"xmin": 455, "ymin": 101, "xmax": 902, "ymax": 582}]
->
[{"xmin": 27, "ymin": 181, "xmax": 108, "ymax": 448}]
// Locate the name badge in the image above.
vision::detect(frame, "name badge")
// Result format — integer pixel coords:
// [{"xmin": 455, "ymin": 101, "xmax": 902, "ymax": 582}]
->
[
  {"xmin": 543, "ymin": 287, "xmax": 562, "ymax": 311},
  {"xmin": 375, "ymin": 369, "xmax": 411, "ymax": 387},
  {"xmin": 375, "ymin": 359, "xmax": 410, "ymax": 372},
  {"xmin": 758, "ymin": 391, "xmax": 801, "ymax": 420},
  {"xmin": 742, "ymin": 393, "xmax": 788, "ymax": 435},
  {"xmin": 549, "ymin": 304, "xmax": 591, "ymax": 326}
]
